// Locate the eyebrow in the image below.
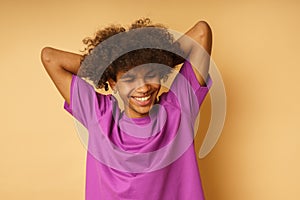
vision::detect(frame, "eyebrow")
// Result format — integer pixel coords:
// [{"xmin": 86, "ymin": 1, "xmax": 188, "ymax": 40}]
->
[
  {"xmin": 143, "ymin": 68, "xmax": 156, "ymax": 74},
  {"xmin": 120, "ymin": 73, "xmax": 135, "ymax": 79}
]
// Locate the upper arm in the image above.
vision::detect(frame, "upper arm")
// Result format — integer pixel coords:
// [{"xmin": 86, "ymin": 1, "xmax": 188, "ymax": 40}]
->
[{"xmin": 41, "ymin": 47, "xmax": 82, "ymax": 104}]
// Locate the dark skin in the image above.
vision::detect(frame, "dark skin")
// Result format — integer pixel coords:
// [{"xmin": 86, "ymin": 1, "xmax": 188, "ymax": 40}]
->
[{"xmin": 41, "ymin": 21, "xmax": 212, "ymax": 116}]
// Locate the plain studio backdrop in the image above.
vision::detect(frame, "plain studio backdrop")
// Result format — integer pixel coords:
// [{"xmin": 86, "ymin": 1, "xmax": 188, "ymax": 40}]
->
[{"xmin": 1, "ymin": 0, "xmax": 299, "ymax": 199}]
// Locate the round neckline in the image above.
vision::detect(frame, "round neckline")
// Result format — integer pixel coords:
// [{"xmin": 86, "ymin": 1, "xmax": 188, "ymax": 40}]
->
[{"xmin": 122, "ymin": 112, "xmax": 152, "ymax": 125}]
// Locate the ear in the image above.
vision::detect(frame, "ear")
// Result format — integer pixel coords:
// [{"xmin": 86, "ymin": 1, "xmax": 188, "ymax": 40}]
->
[{"xmin": 108, "ymin": 79, "xmax": 117, "ymax": 92}]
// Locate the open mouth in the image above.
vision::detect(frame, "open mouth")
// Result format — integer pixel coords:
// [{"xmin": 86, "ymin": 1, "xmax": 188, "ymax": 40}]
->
[
  {"xmin": 134, "ymin": 95, "xmax": 151, "ymax": 102},
  {"xmin": 131, "ymin": 94, "xmax": 152, "ymax": 106}
]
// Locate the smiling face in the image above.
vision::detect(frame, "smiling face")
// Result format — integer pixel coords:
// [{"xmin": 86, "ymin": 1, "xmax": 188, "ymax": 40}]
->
[{"xmin": 109, "ymin": 65, "xmax": 161, "ymax": 118}]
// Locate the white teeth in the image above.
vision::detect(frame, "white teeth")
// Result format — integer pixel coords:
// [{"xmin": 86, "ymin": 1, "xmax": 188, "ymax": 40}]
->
[{"xmin": 134, "ymin": 95, "xmax": 151, "ymax": 102}]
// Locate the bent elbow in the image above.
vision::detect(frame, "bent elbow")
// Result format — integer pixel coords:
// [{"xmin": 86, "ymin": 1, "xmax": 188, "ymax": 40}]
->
[
  {"xmin": 41, "ymin": 47, "xmax": 54, "ymax": 66},
  {"xmin": 194, "ymin": 21, "xmax": 212, "ymax": 38}
]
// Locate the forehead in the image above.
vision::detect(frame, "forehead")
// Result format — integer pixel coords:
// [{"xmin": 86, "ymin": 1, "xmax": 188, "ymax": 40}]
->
[{"xmin": 119, "ymin": 64, "xmax": 159, "ymax": 76}]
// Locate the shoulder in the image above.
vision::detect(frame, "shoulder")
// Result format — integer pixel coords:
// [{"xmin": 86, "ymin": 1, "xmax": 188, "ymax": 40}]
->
[
  {"xmin": 158, "ymin": 90, "xmax": 180, "ymax": 109},
  {"xmin": 67, "ymin": 74, "xmax": 113, "ymax": 116}
]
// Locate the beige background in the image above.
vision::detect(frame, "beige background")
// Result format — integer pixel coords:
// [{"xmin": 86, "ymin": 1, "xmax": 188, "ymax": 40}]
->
[{"xmin": 1, "ymin": 0, "xmax": 300, "ymax": 199}]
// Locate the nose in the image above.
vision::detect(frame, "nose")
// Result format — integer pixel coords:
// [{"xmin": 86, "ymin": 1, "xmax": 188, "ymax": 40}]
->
[{"xmin": 135, "ymin": 78, "xmax": 150, "ymax": 93}]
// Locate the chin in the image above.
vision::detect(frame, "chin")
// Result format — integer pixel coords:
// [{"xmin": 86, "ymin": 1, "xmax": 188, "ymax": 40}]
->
[{"xmin": 136, "ymin": 108, "xmax": 151, "ymax": 117}]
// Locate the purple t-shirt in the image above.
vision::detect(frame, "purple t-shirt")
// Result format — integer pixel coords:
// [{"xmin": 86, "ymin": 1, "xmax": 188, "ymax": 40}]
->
[{"xmin": 64, "ymin": 61, "xmax": 212, "ymax": 200}]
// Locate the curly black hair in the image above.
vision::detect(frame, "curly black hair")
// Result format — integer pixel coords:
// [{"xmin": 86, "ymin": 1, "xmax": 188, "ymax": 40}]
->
[{"xmin": 79, "ymin": 18, "xmax": 185, "ymax": 91}]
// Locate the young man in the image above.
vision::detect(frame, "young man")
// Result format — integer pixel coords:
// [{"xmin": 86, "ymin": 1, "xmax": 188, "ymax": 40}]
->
[{"xmin": 41, "ymin": 18, "xmax": 212, "ymax": 200}]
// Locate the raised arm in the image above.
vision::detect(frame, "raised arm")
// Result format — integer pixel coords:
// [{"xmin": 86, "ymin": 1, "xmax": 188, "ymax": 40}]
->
[
  {"xmin": 177, "ymin": 21, "xmax": 212, "ymax": 86},
  {"xmin": 41, "ymin": 47, "xmax": 83, "ymax": 104}
]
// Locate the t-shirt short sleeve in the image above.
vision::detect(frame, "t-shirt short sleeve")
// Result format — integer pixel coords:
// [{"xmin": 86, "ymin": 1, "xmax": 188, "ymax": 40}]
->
[
  {"xmin": 181, "ymin": 61, "xmax": 212, "ymax": 106},
  {"xmin": 64, "ymin": 75, "xmax": 111, "ymax": 128},
  {"xmin": 162, "ymin": 61, "xmax": 212, "ymax": 120}
]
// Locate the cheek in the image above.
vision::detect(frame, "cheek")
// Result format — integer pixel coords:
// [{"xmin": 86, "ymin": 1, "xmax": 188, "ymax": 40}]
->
[
  {"xmin": 154, "ymin": 77, "xmax": 162, "ymax": 85},
  {"xmin": 117, "ymin": 83, "xmax": 133, "ymax": 98},
  {"xmin": 155, "ymin": 84, "xmax": 161, "ymax": 92},
  {"xmin": 152, "ymin": 78, "xmax": 161, "ymax": 89}
]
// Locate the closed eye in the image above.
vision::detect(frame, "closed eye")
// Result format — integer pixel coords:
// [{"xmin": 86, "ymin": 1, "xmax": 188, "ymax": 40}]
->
[
  {"xmin": 146, "ymin": 75, "xmax": 156, "ymax": 78},
  {"xmin": 145, "ymin": 72, "xmax": 159, "ymax": 79},
  {"xmin": 120, "ymin": 77, "xmax": 134, "ymax": 82}
]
